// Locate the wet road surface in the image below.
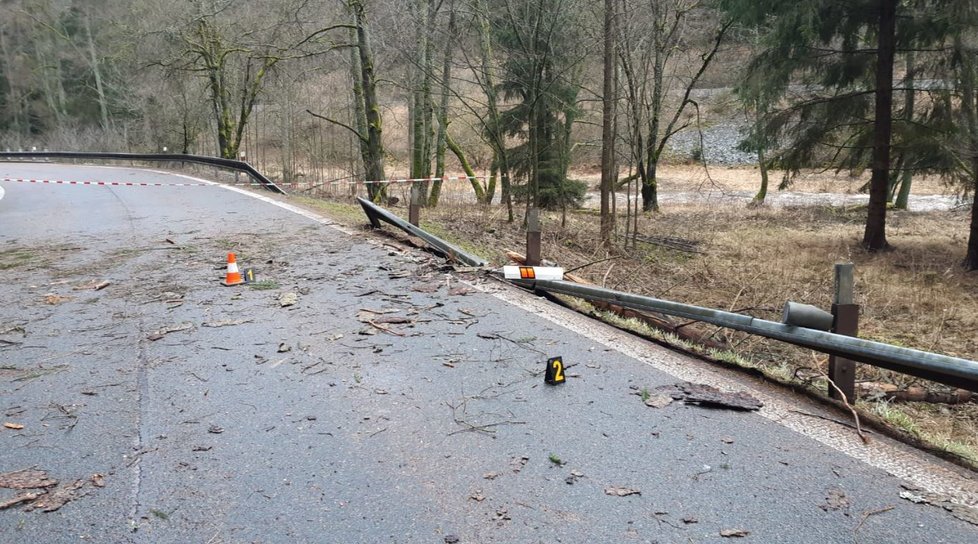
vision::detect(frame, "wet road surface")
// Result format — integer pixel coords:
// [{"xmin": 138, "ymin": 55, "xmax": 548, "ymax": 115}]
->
[{"xmin": 2, "ymin": 163, "xmax": 977, "ymax": 543}]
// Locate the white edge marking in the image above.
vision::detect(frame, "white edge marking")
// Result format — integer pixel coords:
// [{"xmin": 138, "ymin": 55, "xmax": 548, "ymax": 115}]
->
[
  {"xmin": 149, "ymin": 170, "xmax": 357, "ymax": 236},
  {"xmin": 157, "ymin": 169, "xmax": 978, "ymax": 507},
  {"xmin": 0, "ymin": 183, "xmax": 5, "ymax": 202}
]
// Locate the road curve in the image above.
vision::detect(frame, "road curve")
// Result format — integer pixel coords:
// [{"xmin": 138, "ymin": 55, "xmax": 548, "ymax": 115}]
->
[{"xmin": 1, "ymin": 163, "xmax": 976, "ymax": 543}]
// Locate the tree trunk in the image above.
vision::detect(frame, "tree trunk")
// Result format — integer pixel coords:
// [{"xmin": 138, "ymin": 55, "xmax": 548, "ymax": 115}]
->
[
  {"xmin": 410, "ymin": 0, "xmax": 429, "ymax": 180},
  {"xmin": 348, "ymin": 25, "xmax": 370, "ymax": 175},
  {"xmin": 446, "ymin": 130, "xmax": 486, "ymax": 203},
  {"xmin": 956, "ymin": 32, "xmax": 978, "ymax": 270},
  {"xmin": 967, "ymin": 158, "xmax": 978, "ymax": 271},
  {"xmin": 753, "ymin": 145, "xmax": 769, "ymax": 205},
  {"xmin": 83, "ymin": 14, "xmax": 110, "ymax": 131},
  {"xmin": 642, "ymin": 161, "xmax": 659, "ymax": 212},
  {"xmin": 430, "ymin": 0, "xmax": 456, "ymax": 207},
  {"xmin": 894, "ymin": 51, "xmax": 915, "ymax": 210},
  {"xmin": 352, "ymin": 0, "xmax": 386, "ymax": 201},
  {"xmin": 476, "ymin": 0, "xmax": 512, "ymax": 221},
  {"xmin": 641, "ymin": 4, "xmax": 666, "ymax": 213},
  {"xmin": 599, "ymin": 0, "xmax": 616, "ymax": 247},
  {"xmin": 863, "ymin": 0, "xmax": 896, "ymax": 250}
]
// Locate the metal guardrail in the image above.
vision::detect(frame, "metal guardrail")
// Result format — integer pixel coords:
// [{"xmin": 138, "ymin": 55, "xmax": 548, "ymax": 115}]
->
[
  {"xmin": 357, "ymin": 197, "xmax": 487, "ymax": 267},
  {"xmin": 360, "ymin": 196, "xmax": 976, "ymax": 393},
  {"xmin": 0, "ymin": 151, "xmax": 286, "ymax": 194},
  {"xmin": 526, "ymin": 279, "xmax": 978, "ymax": 393}
]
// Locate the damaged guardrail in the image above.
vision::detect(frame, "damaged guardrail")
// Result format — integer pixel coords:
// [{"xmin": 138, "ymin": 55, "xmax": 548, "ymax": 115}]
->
[
  {"xmin": 352, "ymin": 199, "xmax": 977, "ymax": 393},
  {"xmin": 523, "ymin": 279, "xmax": 978, "ymax": 393},
  {"xmin": 357, "ymin": 197, "xmax": 487, "ymax": 267},
  {"xmin": 0, "ymin": 151, "xmax": 285, "ymax": 194}
]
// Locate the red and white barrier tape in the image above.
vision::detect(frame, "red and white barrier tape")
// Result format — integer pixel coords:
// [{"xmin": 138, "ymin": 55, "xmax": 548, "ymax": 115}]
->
[
  {"xmin": 1, "ymin": 177, "xmax": 263, "ymax": 187},
  {"xmin": 337, "ymin": 175, "xmax": 491, "ymax": 186}
]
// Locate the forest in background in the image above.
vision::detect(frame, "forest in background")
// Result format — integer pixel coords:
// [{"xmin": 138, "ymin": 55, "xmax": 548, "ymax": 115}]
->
[{"xmin": 1, "ymin": 0, "xmax": 977, "ymax": 269}]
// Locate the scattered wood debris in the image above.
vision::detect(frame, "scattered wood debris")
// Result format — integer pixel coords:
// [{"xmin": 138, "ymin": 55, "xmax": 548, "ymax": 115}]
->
[
  {"xmin": 643, "ymin": 382, "xmax": 763, "ymax": 411},
  {"xmin": 605, "ymin": 486, "xmax": 641, "ymax": 497},
  {"xmin": 720, "ymin": 528, "xmax": 750, "ymax": 538},
  {"xmin": 279, "ymin": 292, "xmax": 299, "ymax": 307},
  {"xmin": 147, "ymin": 322, "xmax": 194, "ymax": 341},
  {"xmin": 202, "ymin": 319, "xmax": 252, "ymax": 328},
  {"xmin": 821, "ymin": 488, "xmax": 850, "ymax": 512},
  {"xmin": 72, "ymin": 280, "xmax": 112, "ymax": 291},
  {"xmin": 899, "ymin": 485, "xmax": 978, "ymax": 526},
  {"xmin": 633, "ymin": 234, "xmax": 704, "ymax": 254},
  {"xmin": 25, "ymin": 480, "xmax": 86, "ymax": 512},
  {"xmin": 510, "ymin": 456, "xmax": 529, "ymax": 474},
  {"xmin": 3, "ymin": 422, "xmax": 24, "ymax": 430},
  {"xmin": 857, "ymin": 382, "xmax": 976, "ymax": 404},
  {"xmin": 0, "ymin": 469, "xmax": 93, "ymax": 513},
  {"xmin": 0, "ymin": 491, "xmax": 44, "ymax": 510},
  {"xmin": 43, "ymin": 294, "xmax": 71, "ymax": 305},
  {"xmin": 0, "ymin": 469, "xmax": 58, "ymax": 490},
  {"xmin": 643, "ymin": 394, "xmax": 674, "ymax": 409}
]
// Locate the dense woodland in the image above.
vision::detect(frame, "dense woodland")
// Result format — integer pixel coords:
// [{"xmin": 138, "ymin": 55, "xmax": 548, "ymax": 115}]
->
[{"xmin": 1, "ymin": 0, "xmax": 977, "ymax": 269}]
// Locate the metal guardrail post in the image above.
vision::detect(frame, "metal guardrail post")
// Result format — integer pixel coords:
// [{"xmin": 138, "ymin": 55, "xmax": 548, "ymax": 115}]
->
[
  {"xmin": 526, "ymin": 208, "xmax": 542, "ymax": 266},
  {"xmin": 829, "ymin": 263, "xmax": 858, "ymax": 401}
]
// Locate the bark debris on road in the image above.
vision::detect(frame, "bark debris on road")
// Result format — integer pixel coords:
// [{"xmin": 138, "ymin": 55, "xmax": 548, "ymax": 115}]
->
[{"xmin": 1, "ymin": 167, "xmax": 977, "ymax": 543}]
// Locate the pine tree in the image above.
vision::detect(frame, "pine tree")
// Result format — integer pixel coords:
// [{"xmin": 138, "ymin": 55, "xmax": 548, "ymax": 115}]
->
[
  {"xmin": 493, "ymin": 0, "xmax": 586, "ymax": 211},
  {"xmin": 720, "ymin": 0, "xmax": 947, "ymax": 250}
]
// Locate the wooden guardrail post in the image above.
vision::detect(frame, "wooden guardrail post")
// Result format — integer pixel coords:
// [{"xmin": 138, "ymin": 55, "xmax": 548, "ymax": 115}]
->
[
  {"xmin": 829, "ymin": 263, "xmax": 858, "ymax": 402},
  {"xmin": 409, "ymin": 183, "xmax": 423, "ymax": 226},
  {"xmin": 526, "ymin": 208, "xmax": 542, "ymax": 266}
]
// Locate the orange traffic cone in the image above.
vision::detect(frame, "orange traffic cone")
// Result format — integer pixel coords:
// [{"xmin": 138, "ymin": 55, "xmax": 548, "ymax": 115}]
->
[{"xmin": 221, "ymin": 253, "xmax": 245, "ymax": 286}]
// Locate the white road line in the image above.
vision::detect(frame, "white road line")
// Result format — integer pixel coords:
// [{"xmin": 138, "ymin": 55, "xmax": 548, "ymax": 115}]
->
[
  {"xmin": 146, "ymin": 169, "xmax": 978, "ymax": 508},
  {"xmin": 0, "ymin": 183, "xmax": 5, "ymax": 202}
]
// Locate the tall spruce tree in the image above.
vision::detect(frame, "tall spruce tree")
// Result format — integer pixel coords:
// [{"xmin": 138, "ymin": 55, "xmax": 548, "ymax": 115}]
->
[
  {"xmin": 948, "ymin": 1, "xmax": 978, "ymax": 270},
  {"xmin": 493, "ymin": 0, "xmax": 586, "ymax": 211},
  {"xmin": 720, "ymin": 0, "xmax": 929, "ymax": 250}
]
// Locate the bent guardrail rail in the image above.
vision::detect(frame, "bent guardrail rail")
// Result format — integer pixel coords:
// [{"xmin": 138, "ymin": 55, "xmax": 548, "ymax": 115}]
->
[
  {"xmin": 356, "ymin": 198, "xmax": 976, "ymax": 392},
  {"xmin": 0, "ymin": 151, "xmax": 286, "ymax": 194},
  {"xmin": 525, "ymin": 279, "xmax": 978, "ymax": 393},
  {"xmin": 357, "ymin": 197, "xmax": 486, "ymax": 267}
]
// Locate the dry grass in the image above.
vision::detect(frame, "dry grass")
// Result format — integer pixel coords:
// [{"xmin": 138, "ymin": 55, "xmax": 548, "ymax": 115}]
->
[{"xmin": 297, "ymin": 166, "xmax": 978, "ymax": 468}]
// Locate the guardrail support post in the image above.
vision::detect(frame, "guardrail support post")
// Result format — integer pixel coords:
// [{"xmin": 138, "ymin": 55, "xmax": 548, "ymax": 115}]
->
[
  {"xmin": 829, "ymin": 263, "xmax": 858, "ymax": 402},
  {"xmin": 409, "ymin": 183, "xmax": 423, "ymax": 227},
  {"xmin": 526, "ymin": 208, "xmax": 542, "ymax": 266}
]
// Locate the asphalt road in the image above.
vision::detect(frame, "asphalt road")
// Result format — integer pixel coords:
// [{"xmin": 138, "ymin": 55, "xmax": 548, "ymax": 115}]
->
[{"xmin": 1, "ymin": 163, "xmax": 977, "ymax": 543}]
